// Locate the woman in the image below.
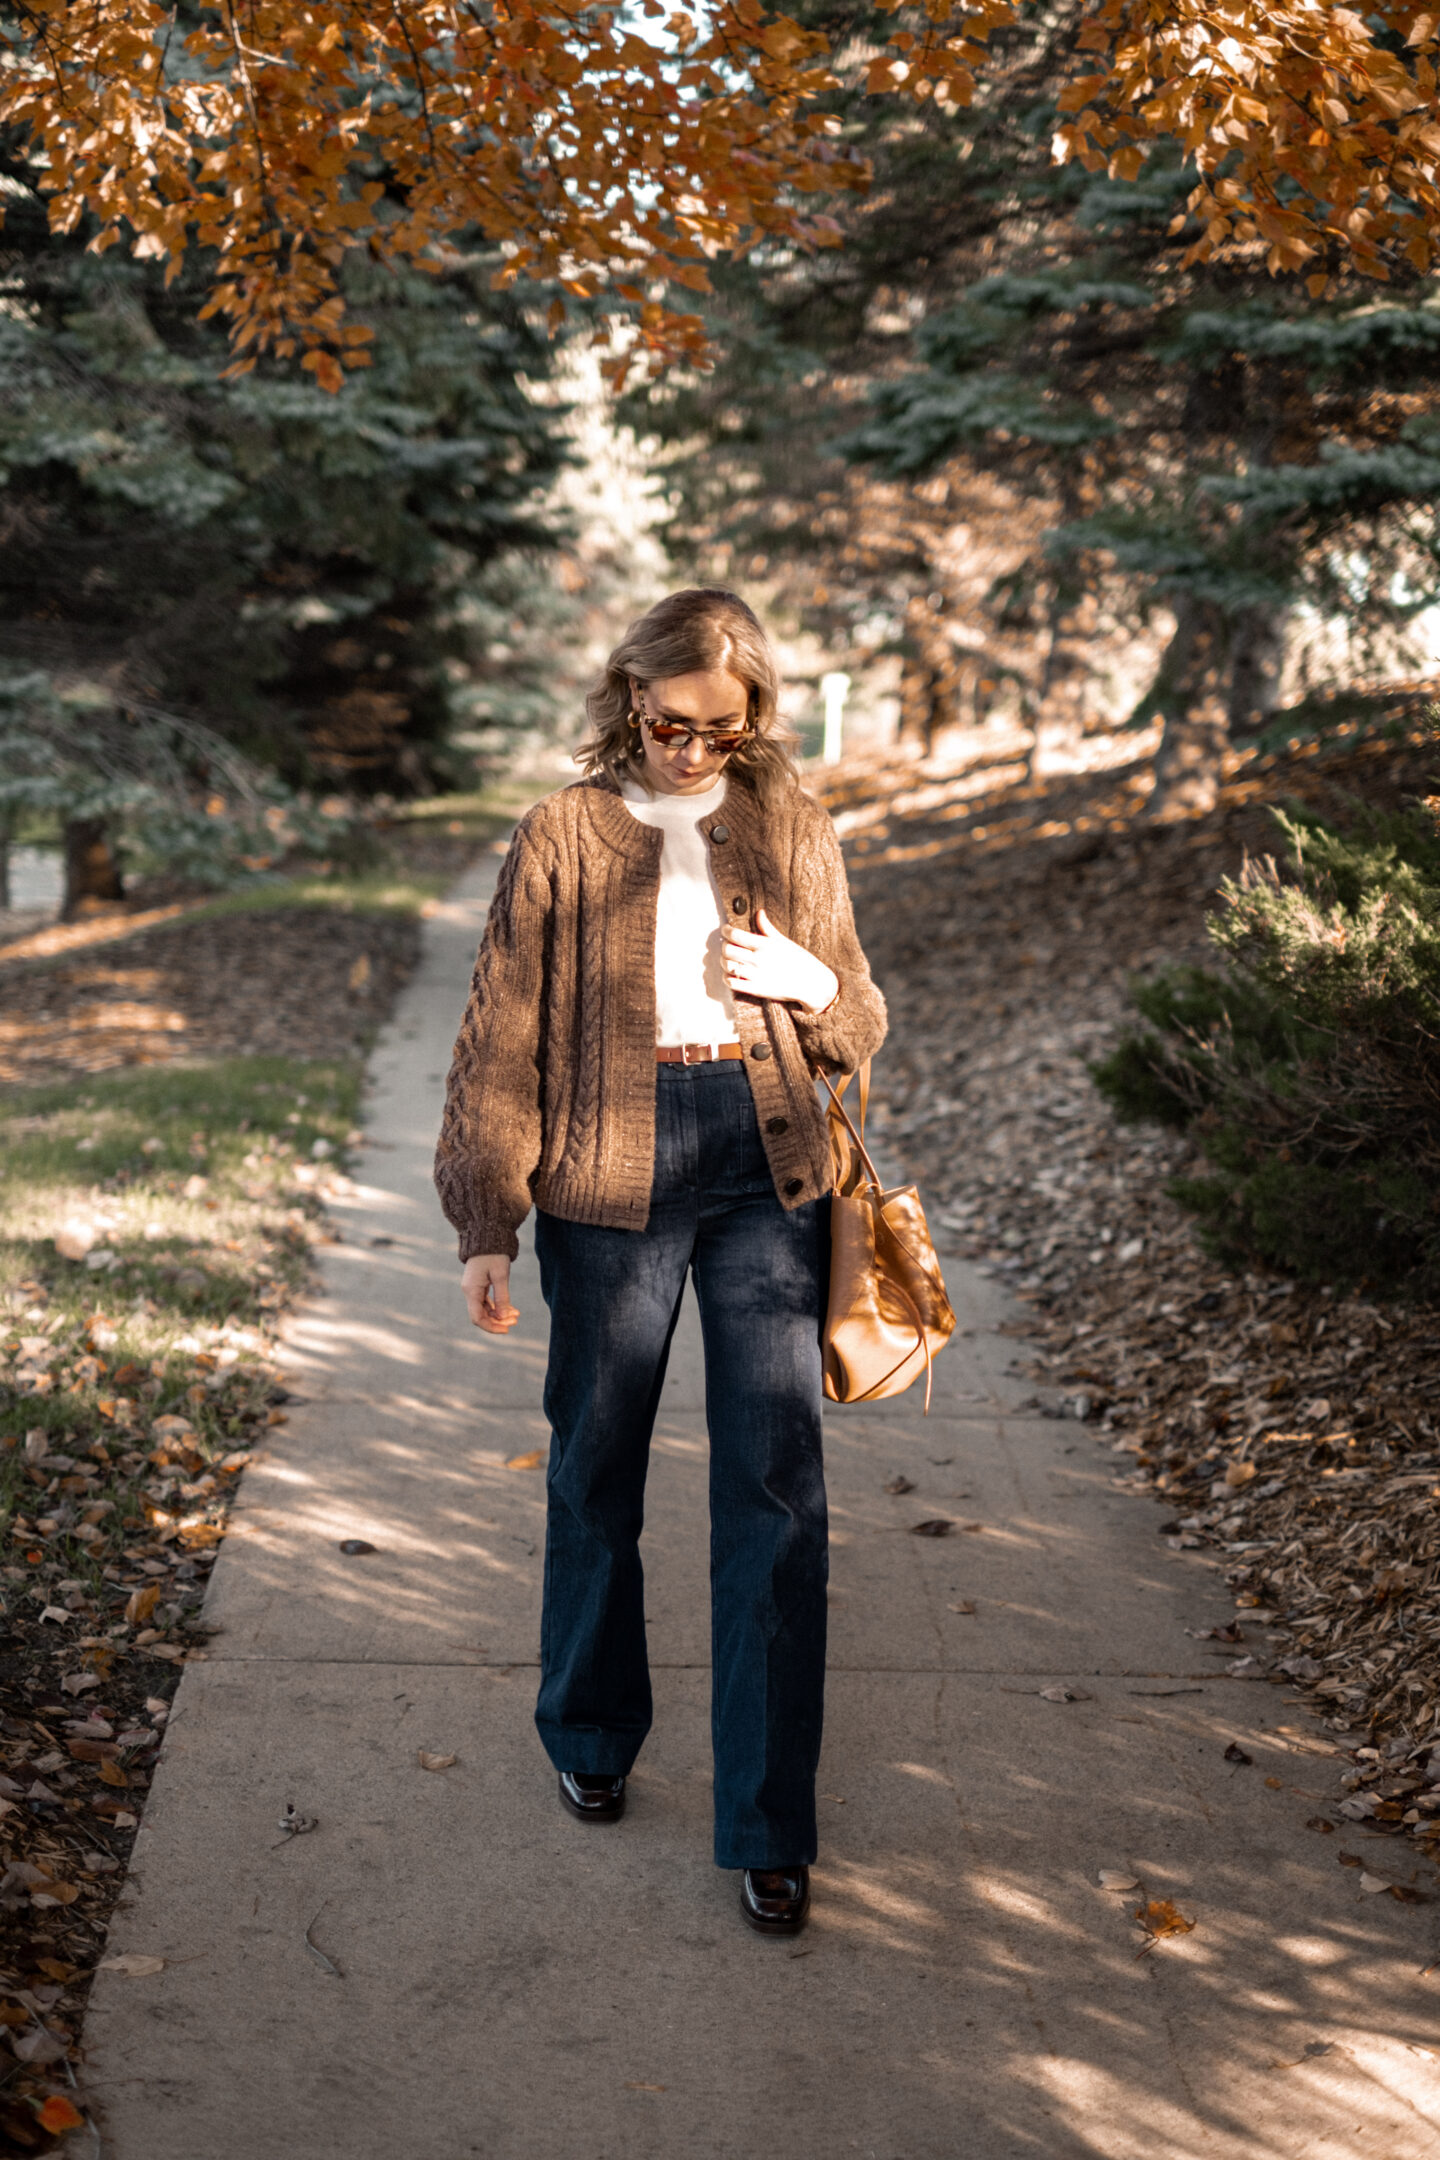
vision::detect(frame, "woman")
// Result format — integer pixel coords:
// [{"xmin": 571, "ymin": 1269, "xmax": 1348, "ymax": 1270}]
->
[{"xmin": 434, "ymin": 588, "xmax": 886, "ymax": 1934}]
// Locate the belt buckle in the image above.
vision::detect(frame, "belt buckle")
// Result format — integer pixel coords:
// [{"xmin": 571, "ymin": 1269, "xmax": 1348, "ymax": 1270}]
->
[{"xmin": 680, "ymin": 1042, "xmax": 697, "ymax": 1066}]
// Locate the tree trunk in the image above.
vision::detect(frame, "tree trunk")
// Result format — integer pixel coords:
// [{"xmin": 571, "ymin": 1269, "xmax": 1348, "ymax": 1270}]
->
[
  {"xmin": 1145, "ymin": 596, "xmax": 1287, "ymax": 821},
  {"xmin": 1144, "ymin": 597, "xmax": 1227, "ymax": 819},
  {"xmin": 63, "ymin": 817, "xmax": 124, "ymax": 919},
  {"xmin": 1228, "ymin": 605, "xmax": 1290, "ymax": 735}
]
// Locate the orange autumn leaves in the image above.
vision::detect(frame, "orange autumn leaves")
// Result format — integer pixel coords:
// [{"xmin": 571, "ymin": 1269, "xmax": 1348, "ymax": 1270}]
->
[
  {"xmin": 1, "ymin": 0, "xmax": 863, "ymax": 387},
  {"xmin": 872, "ymin": 2, "xmax": 1440, "ymax": 292},
  {"xmin": 5, "ymin": 3, "xmax": 1440, "ymax": 384}
]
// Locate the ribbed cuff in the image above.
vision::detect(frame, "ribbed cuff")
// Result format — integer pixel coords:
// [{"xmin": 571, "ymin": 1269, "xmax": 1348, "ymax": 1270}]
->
[
  {"xmin": 791, "ymin": 980, "xmax": 864, "ymax": 1073},
  {"xmin": 457, "ymin": 1218, "xmax": 520, "ymax": 1265}
]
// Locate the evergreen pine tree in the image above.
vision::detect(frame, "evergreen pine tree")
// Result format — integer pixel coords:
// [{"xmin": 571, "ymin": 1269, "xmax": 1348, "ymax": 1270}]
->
[{"xmin": 0, "ymin": 137, "xmax": 569, "ymax": 803}]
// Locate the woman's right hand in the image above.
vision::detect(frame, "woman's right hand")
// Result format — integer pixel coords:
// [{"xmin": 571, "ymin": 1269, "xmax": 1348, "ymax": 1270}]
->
[{"xmin": 462, "ymin": 1255, "xmax": 520, "ymax": 1334}]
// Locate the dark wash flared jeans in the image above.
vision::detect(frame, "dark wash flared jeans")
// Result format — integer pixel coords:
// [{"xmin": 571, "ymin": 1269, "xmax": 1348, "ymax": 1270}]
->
[{"xmin": 533, "ymin": 1060, "xmax": 830, "ymax": 1869}]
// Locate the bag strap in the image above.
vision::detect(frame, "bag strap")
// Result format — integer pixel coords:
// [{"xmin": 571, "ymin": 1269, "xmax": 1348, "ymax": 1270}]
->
[{"xmin": 820, "ymin": 1060, "xmax": 883, "ymax": 1193}]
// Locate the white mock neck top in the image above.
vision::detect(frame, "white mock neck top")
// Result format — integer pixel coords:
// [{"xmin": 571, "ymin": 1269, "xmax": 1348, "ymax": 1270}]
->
[{"xmin": 619, "ymin": 773, "xmax": 739, "ymax": 1048}]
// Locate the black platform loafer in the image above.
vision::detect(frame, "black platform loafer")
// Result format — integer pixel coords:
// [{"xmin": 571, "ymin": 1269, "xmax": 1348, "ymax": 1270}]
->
[
  {"xmin": 558, "ymin": 1770, "xmax": 626, "ymax": 1823},
  {"xmin": 739, "ymin": 1865, "xmax": 810, "ymax": 1935}
]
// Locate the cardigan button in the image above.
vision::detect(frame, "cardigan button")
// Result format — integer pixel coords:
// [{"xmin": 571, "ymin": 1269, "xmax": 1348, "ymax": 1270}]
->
[
  {"xmin": 766, "ymin": 1116, "xmax": 788, "ymax": 1135},
  {"xmin": 784, "ymin": 1178, "xmax": 803, "ymax": 1196},
  {"xmin": 731, "ymin": 897, "xmax": 747, "ymax": 914},
  {"xmin": 710, "ymin": 822, "xmax": 730, "ymax": 843},
  {"xmin": 749, "ymin": 1043, "xmax": 772, "ymax": 1061}
]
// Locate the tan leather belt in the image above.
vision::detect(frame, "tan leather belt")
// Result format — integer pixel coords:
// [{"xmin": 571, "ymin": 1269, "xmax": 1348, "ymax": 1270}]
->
[{"xmin": 656, "ymin": 1042, "xmax": 744, "ymax": 1064}]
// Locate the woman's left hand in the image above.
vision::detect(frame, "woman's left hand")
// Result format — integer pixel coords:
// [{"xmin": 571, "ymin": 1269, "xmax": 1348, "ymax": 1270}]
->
[{"xmin": 722, "ymin": 908, "xmax": 839, "ymax": 1013}]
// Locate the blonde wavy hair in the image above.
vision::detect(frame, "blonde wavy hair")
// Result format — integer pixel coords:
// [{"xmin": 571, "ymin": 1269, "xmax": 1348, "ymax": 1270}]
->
[{"xmin": 579, "ymin": 588, "xmax": 801, "ymax": 809}]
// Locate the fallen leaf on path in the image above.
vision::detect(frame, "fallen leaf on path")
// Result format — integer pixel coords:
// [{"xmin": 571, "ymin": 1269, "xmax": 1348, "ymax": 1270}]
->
[
  {"xmin": 1134, "ymin": 1899, "xmax": 1195, "ymax": 1952},
  {"xmin": 1338, "ymin": 1851, "xmax": 1365, "ymax": 1868},
  {"xmin": 68, "ymin": 1737, "xmax": 120, "ymax": 1764},
  {"xmin": 506, "ymin": 1450, "xmax": 545, "ymax": 1471},
  {"xmin": 30, "ymin": 1881, "xmax": 79, "ymax": 1907},
  {"xmin": 884, "ymin": 1475, "xmax": 916, "ymax": 1495},
  {"xmin": 418, "ymin": 1751, "xmax": 457, "ymax": 1772},
  {"xmin": 99, "ymin": 1954, "xmax": 165, "ymax": 1977},
  {"xmin": 1306, "ymin": 1816, "xmax": 1336, "ymax": 1832},
  {"xmin": 947, "ymin": 1600, "xmax": 977, "ymax": 1614},
  {"xmin": 276, "ymin": 1803, "xmax": 317, "ymax": 1838},
  {"xmin": 1225, "ymin": 1461, "xmax": 1258, "ymax": 1489},
  {"xmin": 125, "ymin": 1584, "xmax": 161, "ymax": 1626},
  {"xmin": 337, "ymin": 1539, "xmax": 376, "ymax": 1556},
  {"xmin": 1265, "ymin": 1776, "xmax": 1285, "ymax": 1789},
  {"xmin": 0, "ymin": 1862, "xmax": 50, "ymax": 1892},
  {"xmin": 1224, "ymin": 1742, "xmax": 1254, "ymax": 1765},
  {"xmin": 11, "ymin": 2029, "xmax": 67, "ymax": 2064},
  {"xmin": 36, "ymin": 2097, "xmax": 86, "ymax": 2133},
  {"xmin": 1270, "ymin": 2041, "xmax": 1335, "ymax": 2070},
  {"xmin": 625, "ymin": 2083, "xmax": 666, "ymax": 2093},
  {"xmin": 1039, "ymin": 1684, "xmax": 1093, "ymax": 1703},
  {"xmin": 1098, "ymin": 1869, "xmax": 1139, "ymax": 1890},
  {"xmin": 1358, "ymin": 1872, "xmax": 1393, "ymax": 1894},
  {"xmin": 60, "ymin": 1672, "xmax": 101, "ymax": 1696},
  {"xmin": 910, "ymin": 1519, "xmax": 954, "ymax": 1537}
]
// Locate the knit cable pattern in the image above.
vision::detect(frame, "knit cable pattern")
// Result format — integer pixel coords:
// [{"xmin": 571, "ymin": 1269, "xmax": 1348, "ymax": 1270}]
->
[{"xmin": 434, "ymin": 776, "xmax": 886, "ymax": 1261}]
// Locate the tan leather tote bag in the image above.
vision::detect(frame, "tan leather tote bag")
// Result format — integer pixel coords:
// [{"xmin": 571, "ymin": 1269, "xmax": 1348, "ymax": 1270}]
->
[{"xmin": 820, "ymin": 1062, "xmax": 956, "ymax": 1412}]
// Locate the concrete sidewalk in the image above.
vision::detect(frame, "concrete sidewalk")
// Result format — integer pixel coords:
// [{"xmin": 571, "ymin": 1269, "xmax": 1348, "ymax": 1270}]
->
[{"xmin": 81, "ymin": 855, "xmax": 1439, "ymax": 2158}]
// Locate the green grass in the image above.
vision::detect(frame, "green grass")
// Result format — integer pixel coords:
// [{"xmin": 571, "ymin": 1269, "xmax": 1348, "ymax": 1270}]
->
[
  {"xmin": 163, "ymin": 869, "xmax": 453, "ymax": 923},
  {"xmin": 6, "ymin": 781, "xmax": 527, "ymax": 938},
  {"xmin": 0, "ymin": 1055, "xmax": 361, "ymax": 1599},
  {"xmin": 388, "ymin": 783, "xmax": 536, "ymax": 831}
]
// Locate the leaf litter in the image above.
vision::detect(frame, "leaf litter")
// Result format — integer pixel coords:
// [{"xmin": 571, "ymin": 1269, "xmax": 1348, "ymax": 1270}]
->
[{"xmin": 834, "ymin": 719, "xmax": 1440, "ymax": 1886}]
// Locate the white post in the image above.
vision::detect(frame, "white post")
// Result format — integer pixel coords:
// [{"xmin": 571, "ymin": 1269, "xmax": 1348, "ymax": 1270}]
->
[{"xmin": 820, "ymin": 671, "xmax": 850, "ymax": 766}]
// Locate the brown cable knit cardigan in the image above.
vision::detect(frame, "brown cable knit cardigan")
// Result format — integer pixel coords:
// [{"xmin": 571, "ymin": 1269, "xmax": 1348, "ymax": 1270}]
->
[{"xmin": 433, "ymin": 771, "xmax": 888, "ymax": 1261}]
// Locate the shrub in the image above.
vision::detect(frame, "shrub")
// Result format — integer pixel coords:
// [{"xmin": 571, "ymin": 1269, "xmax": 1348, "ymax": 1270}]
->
[{"xmin": 1092, "ymin": 746, "xmax": 1440, "ymax": 1295}]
